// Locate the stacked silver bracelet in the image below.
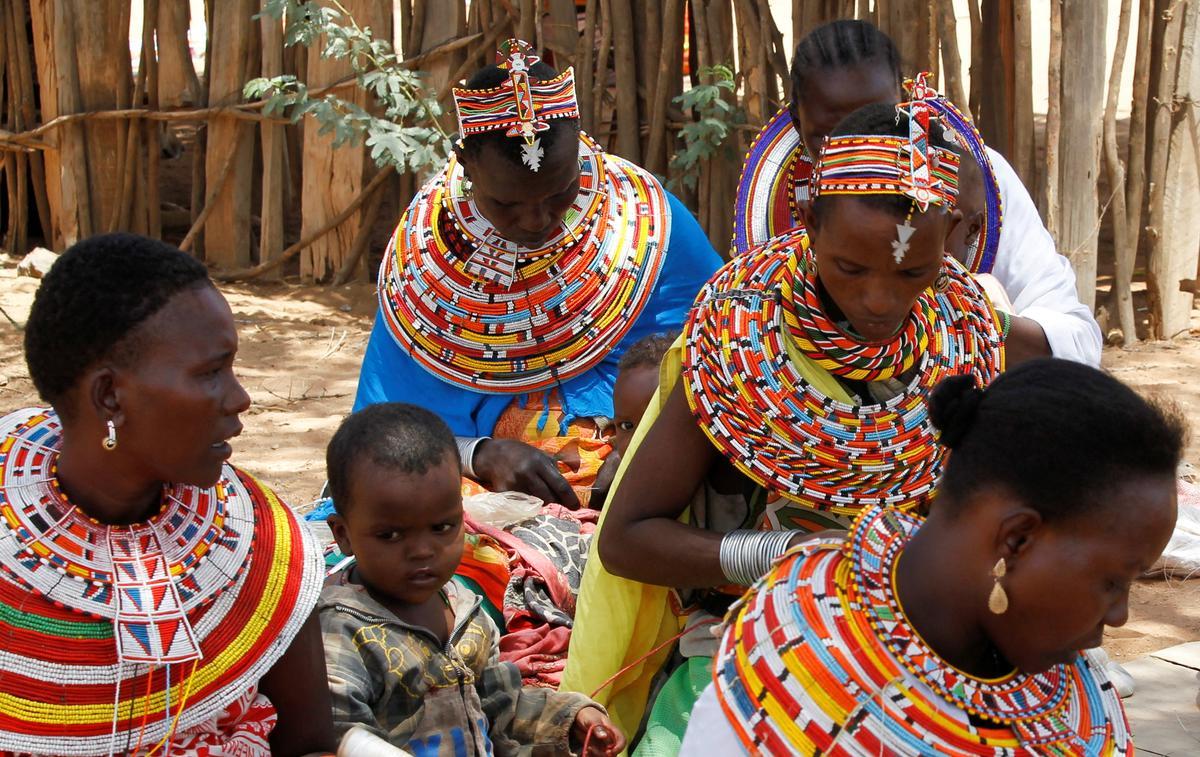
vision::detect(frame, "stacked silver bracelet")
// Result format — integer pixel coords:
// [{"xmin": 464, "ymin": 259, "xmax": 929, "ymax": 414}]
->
[
  {"xmin": 455, "ymin": 436, "xmax": 489, "ymax": 479},
  {"xmin": 719, "ymin": 529, "xmax": 797, "ymax": 586}
]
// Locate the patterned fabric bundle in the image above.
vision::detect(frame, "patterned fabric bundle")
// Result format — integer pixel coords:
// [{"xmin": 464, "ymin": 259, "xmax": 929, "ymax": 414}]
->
[
  {"xmin": 682, "ymin": 231, "xmax": 1004, "ymax": 515},
  {"xmin": 713, "ymin": 505, "xmax": 1133, "ymax": 755},
  {"xmin": 379, "ymin": 133, "xmax": 670, "ymax": 393},
  {"xmin": 0, "ymin": 408, "xmax": 323, "ymax": 756}
]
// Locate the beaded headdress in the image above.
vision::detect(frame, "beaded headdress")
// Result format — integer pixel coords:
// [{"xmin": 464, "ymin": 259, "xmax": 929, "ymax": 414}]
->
[
  {"xmin": 451, "ymin": 39, "xmax": 580, "ymax": 172},
  {"xmin": 905, "ymin": 72, "xmax": 1004, "ymax": 273},
  {"xmin": 812, "ymin": 99, "xmax": 961, "ymax": 264}
]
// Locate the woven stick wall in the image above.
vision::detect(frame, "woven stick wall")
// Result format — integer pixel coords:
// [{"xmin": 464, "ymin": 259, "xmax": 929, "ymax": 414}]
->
[{"xmin": 0, "ymin": 1, "xmax": 1197, "ymax": 342}]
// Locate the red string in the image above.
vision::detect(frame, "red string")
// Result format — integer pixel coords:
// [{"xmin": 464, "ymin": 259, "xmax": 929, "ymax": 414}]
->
[
  {"xmin": 582, "ymin": 723, "xmax": 598, "ymax": 754},
  {"xmin": 587, "ymin": 618, "xmax": 720, "ymax": 700}
]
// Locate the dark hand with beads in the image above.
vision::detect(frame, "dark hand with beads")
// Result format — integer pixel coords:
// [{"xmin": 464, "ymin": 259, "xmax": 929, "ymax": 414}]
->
[
  {"xmin": 571, "ymin": 706, "xmax": 625, "ymax": 756},
  {"xmin": 471, "ymin": 438, "xmax": 581, "ymax": 509}
]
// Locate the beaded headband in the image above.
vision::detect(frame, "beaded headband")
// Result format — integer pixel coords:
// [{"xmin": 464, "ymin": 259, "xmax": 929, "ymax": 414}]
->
[
  {"xmin": 812, "ymin": 100, "xmax": 960, "ymax": 264},
  {"xmin": 904, "ymin": 72, "xmax": 1004, "ymax": 273},
  {"xmin": 451, "ymin": 39, "xmax": 580, "ymax": 172}
]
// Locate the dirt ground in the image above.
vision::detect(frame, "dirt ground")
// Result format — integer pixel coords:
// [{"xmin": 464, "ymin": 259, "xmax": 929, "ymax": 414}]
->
[{"xmin": 1, "ymin": 258, "xmax": 1197, "ymax": 660}]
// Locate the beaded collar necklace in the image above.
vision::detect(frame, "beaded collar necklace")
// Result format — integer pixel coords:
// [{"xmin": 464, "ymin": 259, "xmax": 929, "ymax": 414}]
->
[
  {"xmin": 682, "ymin": 230, "xmax": 1004, "ymax": 514},
  {"xmin": 848, "ymin": 506, "xmax": 1092, "ymax": 746},
  {"xmin": 732, "ymin": 107, "xmax": 810, "ymax": 254},
  {"xmin": 781, "ymin": 243, "xmax": 933, "ymax": 382},
  {"xmin": 712, "ymin": 503, "xmax": 1132, "ymax": 755},
  {"xmin": 0, "ymin": 410, "xmax": 253, "ymax": 664},
  {"xmin": 440, "ymin": 133, "xmax": 608, "ymax": 285},
  {"xmin": 379, "ymin": 132, "xmax": 670, "ymax": 393}
]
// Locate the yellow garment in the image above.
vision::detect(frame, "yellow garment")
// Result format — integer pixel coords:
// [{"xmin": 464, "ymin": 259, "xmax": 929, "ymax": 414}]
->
[{"xmin": 559, "ymin": 335, "xmax": 853, "ymax": 742}]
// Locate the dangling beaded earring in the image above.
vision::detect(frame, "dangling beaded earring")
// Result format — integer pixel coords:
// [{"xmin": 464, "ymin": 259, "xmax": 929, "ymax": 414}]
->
[
  {"xmin": 102, "ymin": 420, "xmax": 118, "ymax": 451},
  {"xmin": 934, "ymin": 267, "xmax": 951, "ymax": 292},
  {"xmin": 988, "ymin": 557, "xmax": 1008, "ymax": 614}
]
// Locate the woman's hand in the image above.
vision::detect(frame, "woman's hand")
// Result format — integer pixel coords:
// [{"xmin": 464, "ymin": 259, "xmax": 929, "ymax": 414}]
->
[
  {"xmin": 471, "ymin": 438, "xmax": 580, "ymax": 509},
  {"xmin": 571, "ymin": 706, "xmax": 625, "ymax": 756}
]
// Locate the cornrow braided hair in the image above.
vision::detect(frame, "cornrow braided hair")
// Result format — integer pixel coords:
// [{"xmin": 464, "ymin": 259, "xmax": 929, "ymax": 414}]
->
[{"xmin": 790, "ymin": 19, "xmax": 902, "ymax": 101}]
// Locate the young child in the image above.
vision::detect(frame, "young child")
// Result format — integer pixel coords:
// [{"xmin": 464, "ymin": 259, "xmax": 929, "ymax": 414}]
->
[
  {"xmin": 611, "ymin": 332, "xmax": 676, "ymax": 457},
  {"xmin": 321, "ymin": 402, "xmax": 624, "ymax": 756}
]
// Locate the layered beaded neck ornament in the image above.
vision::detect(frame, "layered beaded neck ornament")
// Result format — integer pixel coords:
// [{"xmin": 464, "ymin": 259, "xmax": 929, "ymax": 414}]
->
[
  {"xmin": 713, "ymin": 505, "xmax": 1133, "ymax": 755},
  {"xmin": 0, "ymin": 408, "xmax": 322, "ymax": 755},
  {"xmin": 379, "ymin": 132, "xmax": 670, "ymax": 393},
  {"xmin": 451, "ymin": 39, "xmax": 580, "ymax": 172},
  {"xmin": 906, "ymin": 72, "xmax": 1005, "ymax": 273},
  {"xmin": 731, "ymin": 108, "xmax": 813, "ymax": 254},
  {"xmin": 682, "ymin": 231, "xmax": 1003, "ymax": 515}
]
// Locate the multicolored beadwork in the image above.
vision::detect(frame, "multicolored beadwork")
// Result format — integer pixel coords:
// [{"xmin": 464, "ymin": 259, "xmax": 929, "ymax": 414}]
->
[
  {"xmin": 811, "ymin": 135, "xmax": 960, "ymax": 208},
  {"xmin": 734, "ymin": 84, "xmax": 1003, "ymax": 275},
  {"xmin": 712, "ymin": 504, "xmax": 1133, "ymax": 755},
  {"xmin": 731, "ymin": 108, "xmax": 811, "ymax": 254},
  {"xmin": 682, "ymin": 230, "xmax": 1004, "ymax": 515},
  {"xmin": 906, "ymin": 72, "xmax": 1004, "ymax": 273},
  {"xmin": 0, "ymin": 408, "xmax": 323, "ymax": 756},
  {"xmin": 379, "ymin": 133, "xmax": 670, "ymax": 393},
  {"xmin": 451, "ymin": 39, "xmax": 579, "ymax": 154}
]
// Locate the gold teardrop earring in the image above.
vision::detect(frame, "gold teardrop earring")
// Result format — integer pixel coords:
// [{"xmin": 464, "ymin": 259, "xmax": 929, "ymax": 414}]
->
[
  {"xmin": 988, "ymin": 557, "xmax": 1008, "ymax": 614},
  {"xmin": 102, "ymin": 420, "xmax": 118, "ymax": 452}
]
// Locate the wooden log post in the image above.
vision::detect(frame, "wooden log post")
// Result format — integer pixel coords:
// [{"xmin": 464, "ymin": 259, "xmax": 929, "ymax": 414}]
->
[
  {"xmin": 29, "ymin": 0, "xmax": 131, "ymax": 249},
  {"xmin": 259, "ymin": 4, "xmax": 285, "ymax": 278},
  {"xmin": 1057, "ymin": 0, "xmax": 1106, "ymax": 312},
  {"xmin": 1042, "ymin": 0, "xmax": 1062, "ymax": 232},
  {"xmin": 575, "ymin": 0, "xmax": 598, "ymax": 133},
  {"xmin": 418, "ymin": 0, "xmax": 466, "ymax": 130},
  {"xmin": 609, "ymin": 0, "xmax": 640, "ymax": 162},
  {"xmin": 300, "ymin": 0, "xmax": 391, "ymax": 282},
  {"xmin": 936, "ymin": 0, "xmax": 969, "ymax": 110},
  {"xmin": 1103, "ymin": 0, "xmax": 1137, "ymax": 344},
  {"xmin": 645, "ymin": 0, "xmax": 684, "ymax": 176},
  {"xmin": 977, "ymin": 0, "xmax": 1014, "ymax": 162},
  {"xmin": 157, "ymin": 0, "xmax": 201, "ymax": 107},
  {"xmin": 204, "ymin": 0, "xmax": 257, "ymax": 267},
  {"xmin": 1146, "ymin": 0, "xmax": 1199, "ymax": 338},
  {"xmin": 1123, "ymin": 0, "xmax": 1153, "ymax": 276},
  {"xmin": 543, "ymin": 0, "xmax": 578, "ymax": 67},
  {"xmin": 1011, "ymin": 0, "xmax": 1034, "ymax": 186}
]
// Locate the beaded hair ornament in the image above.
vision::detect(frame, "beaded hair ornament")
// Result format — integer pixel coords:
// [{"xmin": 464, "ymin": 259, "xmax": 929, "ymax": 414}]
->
[
  {"xmin": 811, "ymin": 99, "xmax": 960, "ymax": 264},
  {"xmin": 451, "ymin": 39, "xmax": 580, "ymax": 172},
  {"xmin": 905, "ymin": 72, "xmax": 1005, "ymax": 273}
]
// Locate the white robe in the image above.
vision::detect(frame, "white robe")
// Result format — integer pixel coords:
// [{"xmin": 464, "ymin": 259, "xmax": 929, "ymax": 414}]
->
[{"xmin": 986, "ymin": 147, "xmax": 1103, "ymax": 366}]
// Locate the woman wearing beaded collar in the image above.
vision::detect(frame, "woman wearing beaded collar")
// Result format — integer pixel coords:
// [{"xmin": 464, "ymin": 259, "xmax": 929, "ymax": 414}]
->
[
  {"xmin": 0, "ymin": 235, "xmax": 332, "ymax": 756},
  {"xmin": 681, "ymin": 360, "xmax": 1182, "ymax": 755},
  {"xmin": 733, "ymin": 19, "xmax": 1101, "ymax": 367},
  {"xmin": 353, "ymin": 40, "xmax": 721, "ymax": 509},
  {"xmin": 561, "ymin": 102, "xmax": 1004, "ymax": 751}
]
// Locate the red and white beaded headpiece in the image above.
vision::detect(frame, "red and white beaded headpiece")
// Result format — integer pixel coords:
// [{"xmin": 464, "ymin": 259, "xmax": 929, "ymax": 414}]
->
[
  {"xmin": 451, "ymin": 39, "xmax": 580, "ymax": 172},
  {"xmin": 811, "ymin": 98, "xmax": 960, "ymax": 264}
]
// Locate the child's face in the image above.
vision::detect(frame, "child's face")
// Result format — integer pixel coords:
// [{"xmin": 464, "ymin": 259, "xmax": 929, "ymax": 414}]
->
[
  {"xmin": 329, "ymin": 453, "xmax": 465, "ymax": 607},
  {"xmin": 612, "ymin": 365, "xmax": 659, "ymax": 457}
]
